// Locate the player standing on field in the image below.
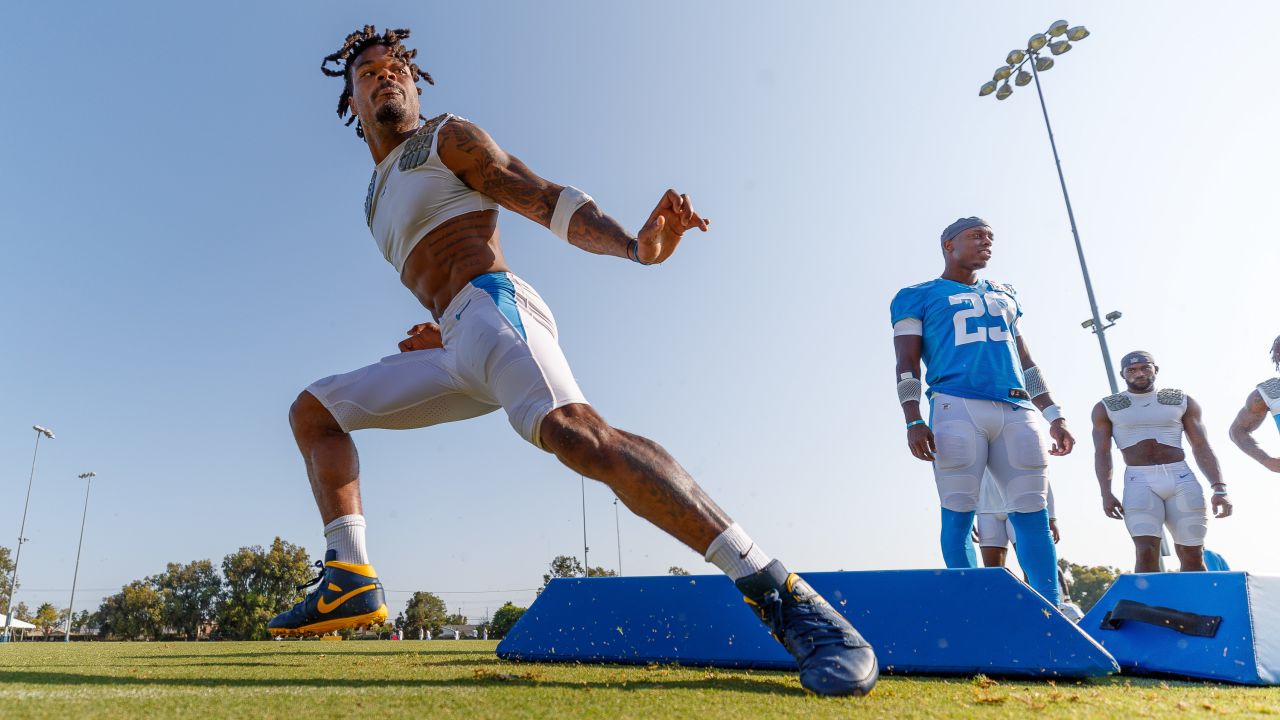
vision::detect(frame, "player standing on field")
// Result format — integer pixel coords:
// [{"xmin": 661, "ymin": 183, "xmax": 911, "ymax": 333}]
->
[
  {"xmin": 1091, "ymin": 351, "xmax": 1233, "ymax": 572},
  {"xmin": 890, "ymin": 217, "xmax": 1074, "ymax": 608}
]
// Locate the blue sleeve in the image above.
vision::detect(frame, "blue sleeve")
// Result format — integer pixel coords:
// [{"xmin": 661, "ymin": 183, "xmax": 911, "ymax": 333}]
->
[{"xmin": 890, "ymin": 287, "xmax": 924, "ymax": 326}]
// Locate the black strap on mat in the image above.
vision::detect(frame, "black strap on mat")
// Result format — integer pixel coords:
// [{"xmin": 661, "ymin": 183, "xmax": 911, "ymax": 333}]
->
[{"xmin": 1100, "ymin": 599, "xmax": 1222, "ymax": 638}]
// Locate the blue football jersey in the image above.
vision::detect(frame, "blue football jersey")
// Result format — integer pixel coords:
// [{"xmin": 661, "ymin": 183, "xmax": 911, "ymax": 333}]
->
[{"xmin": 891, "ymin": 278, "xmax": 1032, "ymax": 408}]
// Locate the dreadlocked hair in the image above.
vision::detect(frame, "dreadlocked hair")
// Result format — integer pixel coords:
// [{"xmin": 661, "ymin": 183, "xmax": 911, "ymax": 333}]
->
[{"xmin": 321, "ymin": 25, "xmax": 435, "ymax": 139}]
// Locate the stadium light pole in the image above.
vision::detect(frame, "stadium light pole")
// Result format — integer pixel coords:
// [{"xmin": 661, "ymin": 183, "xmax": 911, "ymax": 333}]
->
[
  {"xmin": 979, "ymin": 19, "xmax": 1123, "ymax": 394},
  {"xmin": 580, "ymin": 475, "xmax": 589, "ymax": 575},
  {"xmin": 613, "ymin": 496, "xmax": 622, "ymax": 577},
  {"xmin": 65, "ymin": 472, "xmax": 97, "ymax": 643},
  {"xmin": 4, "ymin": 424, "xmax": 54, "ymax": 643}
]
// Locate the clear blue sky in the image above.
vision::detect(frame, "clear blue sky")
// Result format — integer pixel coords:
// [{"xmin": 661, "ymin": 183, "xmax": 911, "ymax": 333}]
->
[{"xmin": 3, "ymin": 1, "xmax": 1278, "ymax": 623}]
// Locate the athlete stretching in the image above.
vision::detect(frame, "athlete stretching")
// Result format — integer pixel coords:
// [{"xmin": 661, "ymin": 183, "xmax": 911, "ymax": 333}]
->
[
  {"xmin": 268, "ymin": 27, "xmax": 875, "ymax": 696},
  {"xmin": 1091, "ymin": 351, "xmax": 1233, "ymax": 572},
  {"xmin": 891, "ymin": 217, "xmax": 1074, "ymax": 608},
  {"xmin": 1229, "ymin": 335, "xmax": 1280, "ymax": 473}
]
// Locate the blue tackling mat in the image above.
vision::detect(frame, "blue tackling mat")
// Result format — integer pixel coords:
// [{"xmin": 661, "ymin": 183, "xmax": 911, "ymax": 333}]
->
[
  {"xmin": 1082, "ymin": 572, "xmax": 1280, "ymax": 685},
  {"xmin": 497, "ymin": 568, "xmax": 1118, "ymax": 678}
]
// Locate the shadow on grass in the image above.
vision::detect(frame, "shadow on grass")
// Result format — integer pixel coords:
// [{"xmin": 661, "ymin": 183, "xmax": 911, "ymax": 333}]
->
[{"xmin": 0, "ymin": 670, "xmax": 800, "ymax": 695}]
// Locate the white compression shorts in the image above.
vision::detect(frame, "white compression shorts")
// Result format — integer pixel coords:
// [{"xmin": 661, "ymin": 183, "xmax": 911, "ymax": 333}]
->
[
  {"xmin": 976, "ymin": 512, "xmax": 1015, "ymax": 548},
  {"xmin": 929, "ymin": 392, "xmax": 1049, "ymax": 513},
  {"xmin": 1121, "ymin": 460, "xmax": 1207, "ymax": 546},
  {"xmin": 306, "ymin": 272, "xmax": 589, "ymax": 448}
]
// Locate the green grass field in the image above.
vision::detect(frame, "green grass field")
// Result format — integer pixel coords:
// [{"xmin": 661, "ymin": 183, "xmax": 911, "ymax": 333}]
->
[{"xmin": 2, "ymin": 641, "xmax": 1278, "ymax": 719}]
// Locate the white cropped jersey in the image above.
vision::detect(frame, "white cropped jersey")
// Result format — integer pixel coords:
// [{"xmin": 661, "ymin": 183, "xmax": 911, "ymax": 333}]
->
[
  {"xmin": 1259, "ymin": 378, "xmax": 1280, "ymax": 417},
  {"xmin": 1102, "ymin": 388, "xmax": 1187, "ymax": 450},
  {"xmin": 363, "ymin": 113, "xmax": 498, "ymax": 274}
]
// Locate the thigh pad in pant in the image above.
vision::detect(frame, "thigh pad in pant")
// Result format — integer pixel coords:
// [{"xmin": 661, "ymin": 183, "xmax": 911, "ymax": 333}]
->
[
  {"xmin": 1121, "ymin": 472, "xmax": 1166, "ymax": 538},
  {"xmin": 930, "ymin": 397, "xmax": 987, "ymax": 512},
  {"xmin": 307, "ymin": 350, "xmax": 498, "ymax": 433},
  {"xmin": 987, "ymin": 410, "xmax": 1049, "ymax": 513},
  {"xmin": 446, "ymin": 273, "xmax": 589, "ymax": 447},
  {"xmin": 1167, "ymin": 470, "xmax": 1208, "ymax": 546}
]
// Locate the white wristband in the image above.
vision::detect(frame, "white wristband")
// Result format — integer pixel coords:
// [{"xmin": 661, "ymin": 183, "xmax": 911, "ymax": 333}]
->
[
  {"xmin": 1042, "ymin": 404, "xmax": 1063, "ymax": 423},
  {"xmin": 897, "ymin": 377, "xmax": 922, "ymax": 405},
  {"xmin": 550, "ymin": 186, "xmax": 593, "ymax": 242}
]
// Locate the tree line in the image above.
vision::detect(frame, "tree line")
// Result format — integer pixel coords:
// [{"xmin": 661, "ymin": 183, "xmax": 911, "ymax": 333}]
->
[
  {"xmin": 2, "ymin": 544, "xmax": 1123, "ymax": 641},
  {"xmin": 1, "ymin": 539, "xmax": 538, "ymax": 641}
]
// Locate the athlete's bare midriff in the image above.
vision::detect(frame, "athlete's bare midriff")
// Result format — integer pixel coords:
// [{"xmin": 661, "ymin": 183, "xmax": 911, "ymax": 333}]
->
[
  {"xmin": 400, "ymin": 209, "xmax": 509, "ymax": 318},
  {"xmin": 1120, "ymin": 438, "xmax": 1186, "ymax": 467}
]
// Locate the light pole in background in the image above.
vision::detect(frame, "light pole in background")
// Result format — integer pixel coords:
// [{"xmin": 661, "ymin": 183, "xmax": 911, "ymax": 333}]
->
[
  {"xmin": 4, "ymin": 424, "xmax": 55, "ymax": 642},
  {"xmin": 613, "ymin": 496, "xmax": 622, "ymax": 577},
  {"xmin": 65, "ymin": 471, "xmax": 97, "ymax": 643},
  {"xmin": 579, "ymin": 475, "xmax": 589, "ymax": 574},
  {"xmin": 979, "ymin": 19, "xmax": 1124, "ymax": 394}
]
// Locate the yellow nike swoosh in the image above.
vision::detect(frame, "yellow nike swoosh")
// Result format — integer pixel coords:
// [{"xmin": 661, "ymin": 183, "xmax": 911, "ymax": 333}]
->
[{"xmin": 317, "ymin": 583, "xmax": 377, "ymax": 614}]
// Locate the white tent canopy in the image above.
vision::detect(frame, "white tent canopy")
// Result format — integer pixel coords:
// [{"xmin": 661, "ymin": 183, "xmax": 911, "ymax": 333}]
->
[{"xmin": 0, "ymin": 614, "xmax": 37, "ymax": 630}]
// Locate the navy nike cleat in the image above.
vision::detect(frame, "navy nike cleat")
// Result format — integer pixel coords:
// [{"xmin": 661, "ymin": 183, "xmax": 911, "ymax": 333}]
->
[
  {"xmin": 736, "ymin": 560, "xmax": 878, "ymax": 696},
  {"xmin": 268, "ymin": 550, "xmax": 388, "ymax": 637}
]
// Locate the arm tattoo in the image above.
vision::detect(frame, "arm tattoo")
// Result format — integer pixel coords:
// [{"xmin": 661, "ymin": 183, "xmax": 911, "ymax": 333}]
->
[
  {"xmin": 439, "ymin": 119, "xmax": 633, "ymax": 258},
  {"xmin": 439, "ymin": 120, "xmax": 556, "ymax": 226},
  {"xmin": 565, "ymin": 202, "xmax": 634, "ymax": 258}
]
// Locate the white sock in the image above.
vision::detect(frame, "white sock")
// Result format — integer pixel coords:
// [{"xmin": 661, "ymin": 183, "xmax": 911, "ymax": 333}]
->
[
  {"xmin": 324, "ymin": 514, "xmax": 369, "ymax": 565},
  {"xmin": 704, "ymin": 523, "xmax": 771, "ymax": 581}
]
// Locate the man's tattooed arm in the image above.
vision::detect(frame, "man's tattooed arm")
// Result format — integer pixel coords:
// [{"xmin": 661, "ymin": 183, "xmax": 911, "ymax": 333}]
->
[{"xmin": 437, "ymin": 118, "xmax": 633, "ymax": 258}]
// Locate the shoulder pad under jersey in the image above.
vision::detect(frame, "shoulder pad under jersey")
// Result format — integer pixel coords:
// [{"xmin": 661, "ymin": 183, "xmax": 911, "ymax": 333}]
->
[
  {"xmin": 988, "ymin": 281, "xmax": 1016, "ymax": 295},
  {"xmin": 1157, "ymin": 388, "xmax": 1185, "ymax": 406},
  {"xmin": 363, "ymin": 170, "xmax": 377, "ymax": 227},
  {"xmin": 1260, "ymin": 378, "xmax": 1280, "ymax": 400},
  {"xmin": 397, "ymin": 113, "xmax": 452, "ymax": 172},
  {"xmin": 1102, "ymin": 393, "xmax": 1131, "ymax": 411}
]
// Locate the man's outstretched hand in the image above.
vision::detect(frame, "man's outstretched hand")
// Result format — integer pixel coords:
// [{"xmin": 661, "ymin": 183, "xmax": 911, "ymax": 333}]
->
[
  {"xmin": 399, "ymin": 322, "xmax": 443, "ymax": 352},
  {"xmin": 634, "ymin": 189, "xmax": 709, "ymax": 265}
]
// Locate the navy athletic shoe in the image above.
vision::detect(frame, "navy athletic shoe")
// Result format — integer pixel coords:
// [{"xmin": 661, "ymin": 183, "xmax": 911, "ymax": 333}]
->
[
  {"xmin": 268, "ymin": 550, "xmax": 388, "ymax": 637},
  {"xmin": 736, "ymin": 560, "xmax": 878, "ymax": 696}
]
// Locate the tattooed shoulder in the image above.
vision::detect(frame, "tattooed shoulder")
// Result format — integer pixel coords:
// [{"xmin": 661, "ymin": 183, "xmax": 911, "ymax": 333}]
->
[{"xmin": 437, "ymin": 116, "xmax": 490, "ymax": 158}]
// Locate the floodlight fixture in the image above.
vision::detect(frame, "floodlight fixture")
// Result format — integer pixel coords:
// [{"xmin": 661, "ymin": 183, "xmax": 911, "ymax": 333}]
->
[
  {"xmin": 980, "ymin": 19, "xmax": 1121, "ymax": 393},
  {"xmin": 33, "ymin": 425, "xmax": 54, "ymax": 439},
  {"xmin": 79, "ymin": 471, "xmax": 96, "ymax": 479}
]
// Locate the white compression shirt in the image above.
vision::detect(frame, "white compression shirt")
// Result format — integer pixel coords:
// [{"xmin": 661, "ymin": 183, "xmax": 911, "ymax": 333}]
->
[
  {"xmin": 363, "ymin": 113, "xmax": 499, "ymax": 274},
  {"xmin": 1102, "ymin": 388, "xmax": 1187, "ymax": 450}
]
